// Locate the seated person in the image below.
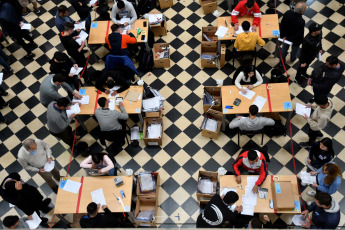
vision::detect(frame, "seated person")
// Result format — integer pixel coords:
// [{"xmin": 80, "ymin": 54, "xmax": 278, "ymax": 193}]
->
[
  {"xmin": 247, "ymin": 215, "xmax": 287, "ymax": 229},
  {"xmin": 234, "ymin": 65, "xmax": 263, "ymax": 93},
  {"xmin": 105, "ymin": 24, "xmax": 137, "ymax": 57},
  {"xmin": 231, "ymin": 0, "xmax": 261, "ymax": 32},
  {"xmin": 3, "ymin": 215, "xmax": 31, "ymax": 229},
  {"xmin": 196, "ymin": 191, "xmax": 242, "ymax": 228},
  {"xmin": 229, "ymin": 105, "xmax": 275, "ymax": 131},
  {"xmin": 80, "ymin": 152, "xmax": 115, "ymax": 176},
  {"xmin": 95, "ymin": 69, "xmax": 131, "ymax": 96},
  {"xmin": 233, "ymin": 149, "xmax": 268, "ymax": 193},
  {"xmin": 234, "ymin": 21, "xmax": 265, "ymax": 52},
  {"xmin": 307, "ymin": 138, "xmax": 334, "ymax": 170},
  {"xmin": 111, "ymin": 0, "xmax": 137, "ymax": 26},
  {"xmin": 80, "ymin": 202, "xmax": 120, "ymax": 228}
]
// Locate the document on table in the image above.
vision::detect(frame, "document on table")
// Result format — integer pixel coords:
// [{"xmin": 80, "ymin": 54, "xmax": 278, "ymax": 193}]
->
[
  {"xmin": 108, "ymin": 99, "xmax": 115, "ymax": 110},
  {"xmin": 0, "ymin": 73, "xmax": 3, "ymax": 85},
  {"xmin": 43, "ymin": 161, "xmax": 55, "ymax": 172},
  {"xmin": 143, "ymin": 97, "xmax": 160, "ymax": 110},
  {"xmin": 63, "ymin": 179, "xmax": 82, "ymax": 193},
  {"xmin": 243, "ymin": 187, "xmax": 257, "ymax": 206},
  {"xmin": 239, "ymin": 87, "xmax": 256, "ymax": 100},
  {"xmin": 76, "ymin": 30, "xmax": 89, "ymax": 45},
  {"xmin": 220, "ymin": 187, "xmax": 237, "ymax": 196},
  {"xmin": 215, "ymin": 26, "xmax": 228, "ymax": 38},
  {"xmin": 296, "ymin": 103, "xmax": 311, "ymax": 117},
  {"xmin": 73, "ymin": 95, "xmax": 89, "ymax": 105},
  {"xmin": 74, "ymin": 21, "xmax": 86, "ymax": 30},
  {"xmin": 70, "ymin": 67, "xmax": 83, "ymax": 75},
  {"xmin": 89, "ymin": 0, "xmax": 98, "ymax": 6},
  {"xmin": 318, "ymin": 52, "xmax": 322, "ymax": 61},
  {"xmin": 21, "ymin": 23, "xmax": 31, "ymax": 30},
  {"xmin": 131, "ymin": 126, "xmax": 140, "ymax": 140},
  {"xmin": 120, "ymin": 18, "xmax": 131, "ymax": 29},
  {"xmin": 26, "ymin": 212, "xmax": 42, "ymax": 229},
  {"xmin": 247, "ymin": 176, "xmax": 259, "ymax": 187},
  {"xmin": 300, "ymin": 171, "xmax": 317, "ymax": 185},
  {"xmin": 66, "ymin": 103, "xmax": 81, "ymax": 118},
  {"xmin": 236, "ymin": 26, "xmax": 252, "ymax": 35},
  {"xmin": 91, "ymin": 188, "xmax": 107, "ymax": 206},
  {"xmin": 241, "ymin": 202, "xmax": 254, "ymax": 216},
  {"xmin": 252, "ymin": 96, "xmax": 267, "ymax": 112}
]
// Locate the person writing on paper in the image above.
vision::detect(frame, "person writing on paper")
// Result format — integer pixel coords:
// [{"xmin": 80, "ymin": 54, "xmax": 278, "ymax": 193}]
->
[
  {"xmin": 307, "ymin": 138, "xmax": 334, "ymax": 170},
  {"xmin": 229, "ymin": 105, "xmax": 274, "ymax": 131},
  {"xmin": 80, "ymin": 202, "xmax": 120, "ymax": 228},
  {"xmin": 234, "ymin": 21, "xmax": 265, "ymax": 52},
  {"xmin": 299, "ymin": 96, "xmax": 334, "ymax": 149},
  {"xmin": 234, "ymin": 65, "xmax": 263, "ymax": 92},
  {"xmin": 49, "ymin": 52, "xmax": 80, "ymax": 90},
  {"xmin": 111, "ymin": 0, "xmax": 137, "ymax": 26},
  {"xmin": 105, "ymin": 24, "xmax": 137, "ymax": 58},
  {"xmin": 18, "ymin": 139, "xmax": 60, "ymax": 194},
  {"xmin": 231, "ymin": 0, "xmax": 261, "ymax": 32},
  {"xmin": 196, "ymin": 191, "xmax": 242, "ymax": 228},
  {"xmin": 301, "ymin": 192, "xmax": 340, "ymax": 229},
  {"xmin": 96, "ymin": 69, "xmax": 131, "ymax": 95},
  {"xmin": 232, "ymin": 149, "xmax": 268, "ymax": 193},
  {"xmin": 80, "ymin": 152, "xmax": 115, "ymax": 176},
  {"xmin": 3, "ymin": 215, "xmax": 32, "ymax": 229}
]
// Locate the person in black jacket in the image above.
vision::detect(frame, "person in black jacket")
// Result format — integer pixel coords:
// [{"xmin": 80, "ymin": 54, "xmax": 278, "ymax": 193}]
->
[
  {"xmin": 295, "ymin": 23, "xmax": 323, "ymax": 86},
  {"xmin": 80, "ymin": 202, "xmax": 119, "ymax": 228},
  {"xmin": 307, "ymin": 138, "xmax": 334, "ymax": 170},
  {"xmin": 279, "ymin": 2, "xmax": 306, "ymax": 65},
  {"xmin": 196, "ymin": 191, "xmax": 242, "ymax": 228},
  {"xmin": 95, "ymin": 67, "xmax": 132, "ymax": 96},
  {"xmin": 248, "ymin": 215, "xmax": 287, "ymax": 228},
  {"xmin": 70, "ymin": 0, "xmax": 96, "ymax": 34}
]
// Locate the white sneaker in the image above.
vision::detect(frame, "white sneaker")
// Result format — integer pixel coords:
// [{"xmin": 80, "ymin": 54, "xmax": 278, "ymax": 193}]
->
[{"xmin": 307, "ymin": 191, "xmax": 316, "ymax": 197}]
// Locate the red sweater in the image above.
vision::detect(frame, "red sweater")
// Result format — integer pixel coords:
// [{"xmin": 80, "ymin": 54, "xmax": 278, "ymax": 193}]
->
[
  {"xmin": 232, "ymin": 150, "xmax": 268, "ymax": 186},
  {"xmin": 231, "ymin": 0, "xmax": 262, "ymax": 27}
]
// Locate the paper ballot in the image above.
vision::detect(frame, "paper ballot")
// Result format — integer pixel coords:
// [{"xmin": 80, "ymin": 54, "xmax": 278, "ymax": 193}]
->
[
  {"xmin": 91, "ymin": 188, "xmax": 107, "ymax": 206},
  {"xmin": 63, "ymin": 180, "xmax": 82, "ymax": 193},
  {"xmin": 66, "ymin": 103, "xmax": 81, "ymax": 118},
  {"xmin": 241, "ymin": 202, "xmax": 254, "ymax": 216},
  {"xmin": 252, "ymin": 96, "xmax": 267, "ymax": 112},
  {"xmin": 108, "ymin": 86, "xmax": 120, "ymax": 98},
  {"xmin": 296, "ymin": 103, "xmax": 311, "ymax": 117},
  {"xmin": 239, "ymin": 87, "xmax": 256, "ymax": 100},
  {"xmin": 73, "ymin": 95, "xmax": 89, "ymax": 105},
  {"xmin": 0, "ymin": 73, "xmax": 3, "ymax": 85},
  {"xmin": 247, "ymin": 176, "xmax": 259, "ymax": 187},
  {"xmin": 300, "ymin": 171, "xmax": 317, "ymax": 185},
  {"xmin": 318, "ymin": 52, "xmax": 322, "ymax": 61},
  {"xmin": 278, "ymin": 38, "xmax": 293, "ymax": 46},
  {"xmin": 243, "ymin": 187, "xmax": 257, "ymax": 206},
  {"xmin": 215, "ymin": 26, "xmax": 228, "ymax": 38},
  {"xmin": 76, "ymin": 30, "xmax": 89, "ymax": 45},
  {"xmin": 236, "ymin": 26, "xmax": 252, "ymax": 35},
  {"xmin": 26, "ymin": 212, "xmax": 42, "ymax": 229},
  {"xmin": 70, "ymin": 67, "xmax": 83, "ymax": 75},
  {"xmin": 43, "ymin": 161, "xmax": 55, "ymax": 172},
  {"xmin": 108, "ymin": 99, "xmax": 115, "ymax": 110},
  {"xmin": 74, "ymin": 21, "xmax": 86, "ymax": 30},
  {"xmin": 21, "ymin": 23, "xmax": 31, "ymax": 30}
]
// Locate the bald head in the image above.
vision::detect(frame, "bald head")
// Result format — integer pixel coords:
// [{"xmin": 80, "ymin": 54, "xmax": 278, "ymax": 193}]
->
[{"xmin": 295, "ymin": 2, "xmax": 307, "ymax": 14}]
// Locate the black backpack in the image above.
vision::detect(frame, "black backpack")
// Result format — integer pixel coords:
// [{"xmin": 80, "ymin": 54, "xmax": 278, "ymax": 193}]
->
[
  {"xmin": 264, "ymin": 119, "xmax": 286, "ymax": 137},
  {"xmin": 137, "ymin": 0, "xmax": 157, "ymax": 16},
  {"xmin": 138, "ymin": 49, "xmax": 154, "ymax": 73}
]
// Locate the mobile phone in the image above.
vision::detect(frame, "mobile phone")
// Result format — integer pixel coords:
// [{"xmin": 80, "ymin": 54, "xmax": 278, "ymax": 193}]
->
[
  {"xmin": 143, "ymin": 21, "xmax": 147, "ymax": 27},
  {"xmin": 116, "ymin": 97, "xmax": 123, "ymax": 105},
  {"xmin": 233, "ymin": 98, "xmax": 241, "ymax": 106},
  {"xmin": 141, "ymin": 34, "xmax": 145, "ymax": 40}
]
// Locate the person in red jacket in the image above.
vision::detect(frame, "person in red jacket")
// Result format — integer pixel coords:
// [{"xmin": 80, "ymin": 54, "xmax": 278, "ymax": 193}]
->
[
  {"xmin": 232, "ymin": 149, "xmax": 268, "ymax": 193},
  {"xmin": 105, "ymin": 24, "xmax": 137, "ymax": 58},
  {"xmin": 231, "ymin": 0, "xmax": 261, "ymax": 32}
]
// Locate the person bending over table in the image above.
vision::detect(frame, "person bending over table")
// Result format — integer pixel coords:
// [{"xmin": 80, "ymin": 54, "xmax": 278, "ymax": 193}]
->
[
  {"xmin": 234, "ymin": 21, "xmax": 265, "ymax": 52},
  {"xmin": 80, "ymin": 152, "xmax": 115, "ymax": 176},
  {"xmin": 234, "ymin": 65, "xmax": 263, "ymax": 93},
  {"xmin": 232, "ymin": 149, "xmax": 268, "ymax": 193},
  {"xmin": 95, "ymin": 69, "xmax": 131, "ymax": 96},
  {"xmin": 307, "ymin": 138, "xmax": 334, "ymax": 170},
  {"xmin": 80, "ymin": 202, "xmax": 120, "ymax": 228},
  {"xmin": 231, "ymin": 0, "xmax": 261, "ymax": 32},
  {"xmin": 111, "ymin": 0, "xmax": 137, "ymax": 26},
  {"xmin": 105, "ymin": 24, "xmax": 137, "ymax": 58}
]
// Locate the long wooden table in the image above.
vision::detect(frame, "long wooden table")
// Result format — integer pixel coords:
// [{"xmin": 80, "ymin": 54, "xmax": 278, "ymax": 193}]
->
[
  {"xmin": 221, "ymin": 83, "xmax": 292, "ymax": 131},
  {"xmin": 219, "ymin": 175, "xmax": 301, "ymax": 214}
]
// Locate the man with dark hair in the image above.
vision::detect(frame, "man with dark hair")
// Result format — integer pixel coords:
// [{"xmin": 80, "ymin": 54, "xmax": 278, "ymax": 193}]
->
[
  {"xmin": 196, "ymin": 191, "xmax": 242, "ymax": 228},
  {"xmin": 70, "ymin": 0, "xmax": 97, "ymax": 34},
  {"xmin": 231, "ymin": 0, "xmax": 261, "ymax": 32},
  {"xmin": 55, "ymin": 5, "xmax": 78, "ymax": 33},
  {"xmin": 301, "ymin": 192, "xmax": 340, "ymax": 229},
  {"xmin": 111, "ymin": 0, "xmax": 137, "ymax": 26},
  {"xmin": 80, "ymin": 202, "xmax": 120, "ymax": 228},
  {"xmin": 3, "ymin": 215, "xmax": 30, "ymax": 229},
  {"xmin": 233, "ymin": 149, "xmax": 268, "ymax": 193},
  {"xmin": 300, "ymin": 96, "xmax": 334, "ymax": 148},
  {"xmin": 229, "ymin": 105, "xmax": 274, "ymax": 131},
  {"xmin": 234, "ymin": 21, "xmax": 265, "ymax": 51},
  {"xmin": 95, "ymin": 68, "xmax": 131, "ymax": 95},
  {"xmin": 105, "ymin": 24, "xmax": 137, "ymax": 57},
  {"xmin": 39, "ymin": 73, "xmax": 82, "ymax": 107}
]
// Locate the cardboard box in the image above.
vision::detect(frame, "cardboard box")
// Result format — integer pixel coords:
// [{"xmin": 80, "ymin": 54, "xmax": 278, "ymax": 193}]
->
[
  {"xmin": 197, "ymin": 170, "xmax": 218, "ymax": 202},
  {"xmin": 201, "ymin": 27, "xmax": 218, "ymax": 45},
  {"xmin": 201, "ymin": 109, "xmax": 222, "ymax": 140},
  {"xmin": 143, "ymin": 117, "xmax": 163, "ymax": 146},
  {"xmin": 271, "ymin": 181, "xmax": 295, "ymax": 210},
  {"xmin": 200, "ymin": 0, "xmax": 217, "ymax": 14},
  {"xmin": 151, "ymin": 17, "xmax": 167, "ymax": 36},
  {"xmin": 134, "ymin": 196, "xmax": 158, "ymax": 227},
  {"xmin": 220, "ymin": 44, "xmax": 226, "ymax": 67},
  {"xmin": 159, "ymin": 0, "xmax": 174, "ymax": 9},
  {"xmin": 203, "ymin": 86, "xmax": 222, "ymax": 112},
  {"xmin": 146, "ymin": 110, "xmax": 163, "ymax": 118},
  {"xmin": 201, "ymin": 42, "xmax": 217, "ymax": 68},
  {"xmin": 153, "ymin": 43, "xmax": 170, "ymax": 68},
  {"xmin": 136, "ymin": 172, "xmax": 160, "ymax": 197}
]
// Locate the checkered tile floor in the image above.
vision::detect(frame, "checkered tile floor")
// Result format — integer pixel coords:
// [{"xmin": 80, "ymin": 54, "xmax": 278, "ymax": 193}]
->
[{"xmin": 0, "ymin": 0, "xmax": 344, "ymax": 227}]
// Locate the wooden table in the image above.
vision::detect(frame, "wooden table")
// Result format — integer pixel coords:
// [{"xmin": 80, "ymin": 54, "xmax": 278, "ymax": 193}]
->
[
  {"xmin": 221, "ymin": 83, "xmax": 292, "ymax": 131},
  {"xmin": 219, "ymin": 175, "xmax": 301, "ymax": 214}
]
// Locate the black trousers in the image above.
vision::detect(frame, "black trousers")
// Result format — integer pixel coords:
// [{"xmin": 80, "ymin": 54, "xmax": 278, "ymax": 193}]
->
[
  {"xmin": 308, "ymin": 127, "xmax": 322, "ymax": 146},
  {"xmin": 12, "ymin": 30, "xmax": 34, "ymax": 54},
  {"xmin": 50, "ymin": 126, "xmax": 74, "ymax": 146},
  {"xmin": 295, "ymin": 59, "xmax": 313, "ymax": 83}
]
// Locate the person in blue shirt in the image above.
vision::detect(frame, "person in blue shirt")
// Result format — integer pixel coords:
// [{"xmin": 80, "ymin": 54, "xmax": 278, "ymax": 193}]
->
[
  {"xmin": 307, "ymin": 138, "xmax": 334, "ymax": 169},
  {"xmin": 55, "ymin": 5, "xmax": 80, "ymax": 33}
]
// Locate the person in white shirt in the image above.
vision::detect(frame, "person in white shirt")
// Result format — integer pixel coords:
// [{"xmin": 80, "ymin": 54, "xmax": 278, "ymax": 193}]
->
[
  {"xmin": 80, "ymin": 152, "xmax": 115, "ymax": 176},
  {"xmin": 111, "ymin": 0, "xmax": 137, "ymax": 26},
  {"xmin": 234, "ymin": 65, "xmax": 263, "ymax": 94}
]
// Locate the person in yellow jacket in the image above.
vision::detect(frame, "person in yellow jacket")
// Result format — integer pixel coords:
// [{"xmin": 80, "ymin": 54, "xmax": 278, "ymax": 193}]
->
[{"xmin": 234, "ymin": 21, "xmax": 265, "ymax": 51}]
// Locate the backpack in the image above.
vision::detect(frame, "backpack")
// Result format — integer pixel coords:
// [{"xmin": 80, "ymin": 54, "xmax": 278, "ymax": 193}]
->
[
  {"xmin": 270, "ymin": 68, "xmax": 286, "ymax": 83},
  {"xmin": 264, "ymin": 119, "xmax": 286, "ymax": 137},
  {"xmin": 137, "ymin": 0, "xmax": 157, "ymax": 16},
  {"xmin": 138, "ymin": 49, "xmax": 154, "ymax": 73}
]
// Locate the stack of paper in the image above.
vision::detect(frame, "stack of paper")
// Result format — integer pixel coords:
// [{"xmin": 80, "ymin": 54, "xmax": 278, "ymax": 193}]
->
[
  {"xmin": 292, "ymin": 214, "xmax": 307, "ymax": 226},
  {"xmin": 147, "ymin": 123, "xmax": 162, "ymax": 138},
  {"xmin": 43, "ymin": 161, "xmax": 55, "ymax": 172},
  {"xmin": 252, "ymin": 96, "xmax": 267, "ymax": 112},
  {"xmin": 26, "ymin": 212, "xmax": 42, "ymax": 229},
  {"xmin": 91, "ymin": 188, "xmax": 107, "ymax": 206},
  {"xmin": 66, "ymin": 103, "xmax": 81, "ymax": 117},
  {"xmin": 131, "ymin": 126, "xmax": 140, "ymax": 140},
  {"xmin": 300, "ymin": 171, "xmax": 317, "ymax": 184},
  {"xmin": 143, "ymin": 97, "xmax": 161, "ymax": 112},
  {"xmin": 70, "ymin": 67, "xmax": 83, "ymax": 75},
  {"xmin": 21, "ymin": 23, "xmax": 31, "ymax": 30},
  {"xmin": 202, "ymin": 118, "xmax": 218, "ymax": 132},
  {"xmin": 76, "ymin": 30, "xmax": 89, "ymax": 45},
  {"xmin": 148, "ymin": 14, "xmax": 163, "ymax": 24},
  {"xmin": 241, "ymin": 202, "xmax": 255, "ymax": 216},
  {"xmin": 215, "ymin": 26, "xmax": 228, "ymax": 38},
  {"xmin": 247, "ymin": 176, "xmax": 259, "ymax": 187},
  {"xmin": 198, "ymin": 180, "xmax": 214, "ymax": 194},
  {"xmin": 296, "ymin": 103, "xmax": 311, "ymax": 117},
  {"xmin": 62, "ymin": 180, "xmax": 81, "ymax": 193},
  {"xmin": 108, "ymin": 99, "xmax": 115, "ymax": 110},
  {"xmin": 140, "ymin": 173, "xmax": 154, "ymax": 192},
  {"xmin": 73, "ymin": 95, "xmax": 89, "ymax": 105},
  {"xmin": 74, "ymin": 21, "xmax": 86, "ymax": 30},
  {"xmin": 239, "ymin": 87, "xmax": 256, "ymax": 100}
]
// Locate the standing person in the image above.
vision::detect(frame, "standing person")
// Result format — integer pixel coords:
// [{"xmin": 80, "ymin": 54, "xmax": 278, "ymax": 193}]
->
[
  {"xmin": 111, "ymin": 0, "xmax": 137, "ymax": 26},
  {"xmin": 105, "ymin": 24, "xmax": 137, "ymax": 57},
  {"xmin": 307, "ymin": 138, "xmax": 334, "ymax": 170},
  {"xmin": 18, "ymin": 139, "xmax": 60, "ymax": 194},
  {"xmin": 55, "ymin": 5, "xmax": 78, "ymax": 33},
  {"xmin": 80, "ymin": 152, "xmax": 115, "ymax": 176},
  {"xmin": 300, "ymin": 96, "xmax": 334, "ymax": 148},
  {"xmin": 70, "ymin": 0, "xmax": 96, "ymax": 34},
  {"xmin": 295, "ymin": 23, "xmax": 323, "ymax": 86},
  {"xmin": 279, "ymin": 2, "xmax": 307, "ymax": 65},
  {"xmin": 231, "ymin": 0, "xmax": 261, "ymax": 32},
  {"xmin": 80, "ymin": 203, "xmax": 120, "ymax": 228},
  {"xmin": 18, "ymin": 0, "xmax": 40, "ymax": 16}
]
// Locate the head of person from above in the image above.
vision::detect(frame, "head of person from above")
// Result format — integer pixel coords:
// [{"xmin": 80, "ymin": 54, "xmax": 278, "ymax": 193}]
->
[
  {"xmin": 3, "ymin": 215, "xmax": 21, "ymax": 229},
  {"xmin": 321, "ymin": 163, "xmax": 342, "ymax": 185},
  {"xmin": 58, "ymin": 5, "xmax": 69, "ymax": 18},
  {"xmin": 53, "ymin": 52, "xmax": 67, "ymax": 63},
  {"xmin": 242, "ymin": 20, "xmax": 251, "ymax": 33},
  {"xmin": 55, "ymin": 97, "xmax": 71, "ymax": 111},
  {"xmin": 98, "ymin": 97, "xmax": 108, "ymax": 109},
  {"xmin": 91, "ymin": 152, "xmax": 107, "ymax": 166},
  {"xmin": 325, "ymin": 56, "xmax": 339, "ymax": 69},
  {"xmin": 294, "ymin": 1, "xmax": 307, "ymax": 14},
  {"xmin": 247, "ymin": 149, "xmax": 259, "ymax": 165},
  {"xmin": 117, "ymin": 0, "xmax": 125, "ymax": 12},
  {"xmin": 314, "ymin": 95, "xmax": 329, "ymax": 108},
  {"xmin": 313, "ymin": 192, "xmax": 333, "ymax": 209},
  {"xmin": 64, "ymin": 22, "xmax": 74, "ymax": 35},
  {"xmin": 309, "ymin": 23, "xmax": 322, "ymax": 36},
  {"xmin": 106, "ymin": 78, "xmax": 116, "ymax": 89},
  {"xmin": 319, "ymin": 137, "xmax": 334, "ymax": 153},
  {"xmin": 87, "ymin": 202, "xmax": 100, "ymax": 217},
  {"xmin": 249, "ymin": 104, "xmax": 258, "ymax": 118},
  {"xmin": 111, "ymin": 24, "xmax": 120, "ymax": 34},
  {"xmin": 245, "ymin": 0, "xmax": 255, "ymax": 10},
  {"xmin": 52, "ymin": 73, "xmax": 67, "ymax": 86},
  {"xmin": 222, "ymin": 191, "xmax": 239, "ymax": 206},
  {"xmin": 23, "ymin": 138, "xmax": 37, "ymax": 155}
]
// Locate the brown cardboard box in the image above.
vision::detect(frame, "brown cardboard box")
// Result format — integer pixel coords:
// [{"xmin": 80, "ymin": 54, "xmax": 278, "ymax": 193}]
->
[
  {"xmin": 146, "ymin": 110, "xmax": 163, "ymax": 118},
  {"xmin": 137, "ymin": 172, "xmax": 160, "ymax": 197},
  {"xmin": 197, "ymin": 171, "xmax": 218, "ymax": 202},
  {"xmin": 220, "ymin": 44, "xmax": 226, "ymax": 67},
  {"xmin": 159, "ymin": 0, "xmax": 174, "ymax": 9},
  {"xmin": 200, "ymin": 0, "xmax": 217, "ymax": 14},
  {"xmin": 271, "ymin": 181, "xmax": 295, "ymax": 210},
  {"xmin": 203, "ymin": 86, "xmax": 222, "ymax": 112},
  {"xmin": 150, "ymin": 17, "xmax": 167, "ymax": 36},
  {"xmin": 134, "ymin": 196, "xmax": 158, "ymax": 227},
  {"xmin": 201, "ymin": 109, "xmax": 222, "ymax": 140},
  {"xmin": 143, "ymin": 117, "xmax": 163, "ymax": 146},
  {"xmin": 201, "ymin": 27, "xmax": 218, "ymax": 45},
  {"xmin": 153, "ymin": 43, "xmax": 170, "ymax": 68},
  {"xmin": 201, "ymin": 42, "xmax": 217, "ymax": 68}
]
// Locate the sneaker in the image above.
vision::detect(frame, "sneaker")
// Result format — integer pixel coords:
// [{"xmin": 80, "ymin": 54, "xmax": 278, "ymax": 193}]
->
[
  {"xmin": 0, "ymin": 102, "xmax": 9, "ymax": 109},
  {"xmin": 0, "ymin": 92, "xmax": 9, "ymax": 96},
  {"xmin": 33, "ymin": 8, "xmax": 40, "ymax": 14},
  {"xmin": 24, "ymin": 53, "xmax": 36, "ymax": 59},
  {"xmin": 316, "ymin": 132, "xmax": 323, "ymax": 137},
  {"xmin": 22, "ymin": 11, "xmax": 30, "ymax": 17},
  {"xmin": 299, "ymin": 142, "xmax": 312, "ymax": 149},
  {"xmin": 307, "ymin": 191, "xmax": 316, "ymax": 197}
]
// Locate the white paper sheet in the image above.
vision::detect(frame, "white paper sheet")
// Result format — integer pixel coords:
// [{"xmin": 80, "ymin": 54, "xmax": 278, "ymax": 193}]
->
[
  {"xmin": 43, "ymin": 161, "xmax": 55, "ymax": 172},
  {"xmin": 292, "ymin": 214, "xmax": 306, "ymax": 226},
  {"xmin": 198, "ymin": 180, "xmax": 214, "ymax": 194},
  {"xmin": 243, "ymin": 186, "xmax": 257, "ymax": 206},
  {"xmin": 73, "ymin": 95, "xmax": 89, "ymax": 105},
  {"xmin": 120, "ymin": 18, "xmax": 131, "ymax": 29},
  {"xmin": 131, "ymin": 126, "xmax": 140, "ymax": 140},
  {"xmin": 147, "ymin": 123, "xmax": 162, "ymax": 138},
  {"xmin": 9, "ymin": 203, "xmax": 15, "ymax": 208},
  {"xmin": 318, "ymin": 52, "xmax": 322, "ymax": 61},
  {"xmin": 215, "ymin": 26, "xmax": 228, "ymax": 38},
  {"xmin": 63, "ymin": 179, "xmax": 82, "ymax": 193},
  {"xmin": 74, "ymin": 21, "xmax": 86, "ymax": 30},
  {"xmin": 296, "ymin": 103, "xmax": 311, "ymax": 117},
  {"xmin": 241, "ymin": 203, "xmax": 254, "ymax": 216},
  {"xmin": 26, "ymin": 212, "xmax": 42, "ymax": 229},
  {"xmin": 21, "ymin": 23, "xmax": 31, "ymax": 30},
  {"xmin": 220, "ymin": 187, "xmax": 237, "ymax": 197},
  {"xmin": 278, "ymin": 38, "xmax": 293, "ymax": 46},
  {"xmin": 120, "ymin": 29, "xmax": 127, "ymax": 35},
  {"xmin": 148, "ymin": 14, "xmax": 163, "ymax": 23},
  {"xmin": 66, "ymin": 103, "xmax": 81, "ymax": 118},
  {"xmin": 236, "ymin": 26, "xmax": 252, "ymax": 35},
  {"xmin": 70, "ymin": 67, "xmax": 83, "ymax": 75},
  {"xmin": 247, "ymin": 176, "xmax": 259, "ymax": 187},
  {"xmin": 108, "ymin": 99, "xmax": 115, "ymax": 110},
  {"xmin": 239, "ymin": 87, "xmax": 256, "ymax": 100},
  {"xmin": 252, "ymin": 96, "xmax": 267, "ymax": 112},
  {"xmin": 300, "ymin": 171, "xmax": 317, "ymax": 185},
  {"xmin": 76, "ymin": 30, "xmax": 89, "ymax": 45},
  {"xmin": 0, "ymin": 73, "xmax": 3, "ymax": 85},
  {"xmin": 89, "ymin": 0, "xmax": 98, "ymax": 6},
  {"xmin": 91, "ymin": 188, "xmax": 107, "ymax": 206}
]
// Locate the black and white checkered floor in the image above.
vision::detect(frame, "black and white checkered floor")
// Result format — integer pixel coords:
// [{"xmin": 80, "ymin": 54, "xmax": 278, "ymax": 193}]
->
[{"xmin": 0, "ymin": 0, "xmax": 344, "ymax": 227}]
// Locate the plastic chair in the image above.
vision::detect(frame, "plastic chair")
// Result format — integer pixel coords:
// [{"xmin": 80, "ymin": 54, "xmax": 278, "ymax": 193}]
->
[
  {"xmin": 238, "ymin": 128, "xmax": 264, "ymax": 146},
  {"xmin": 105, "ymin": 55, "xmax": 139, "ymax": 75}
]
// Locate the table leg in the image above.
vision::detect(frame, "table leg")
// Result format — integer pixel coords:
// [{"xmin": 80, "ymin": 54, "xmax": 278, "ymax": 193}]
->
[
  {"xmin": 284, "ymin": 111, "xmax": 293, "ymax": 136},
  {"xmin": 217, "ymin": 40, "xmax": 221, "ymax": 56},
  {"xmin": 76, "ymin": 115, "xmax": 87, "ymax": 132},
  {"xmin": 56, "ymin": 214, "xmax": 72, "ymax": 226},
  {"xmin": 139, "ymin": 113, "xmax": 144, "ymax": 126},
  {"xmin": 222, "ymin": 114, "xmax": 226, "ymax": 132}
]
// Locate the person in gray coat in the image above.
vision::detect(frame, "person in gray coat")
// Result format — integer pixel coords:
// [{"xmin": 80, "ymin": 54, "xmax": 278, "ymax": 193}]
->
[
  {"xmin": 39, "ymin": 73, "xmax": 82, "ymax": 107},
  {"xmin": 229, "ymin": 105, "xmax": 275, "ymax": 131}
]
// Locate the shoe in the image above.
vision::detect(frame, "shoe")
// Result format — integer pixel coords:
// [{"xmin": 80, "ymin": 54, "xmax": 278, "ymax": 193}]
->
[
  {"xmin": 316, "ymin": 132, "xmax": 323, "ymax": 137},
  {"xmin": 0, "ymin": 119, "xmax": 7, "ymax": 124},
  {"xmin": 22, "ymin": 11, "xmax": 29, "ymax": 17},
  {"xmin": 24, "ymin": 53, "xmax": 35, "ymax": 59},
  {"xmin": 40, "ymin": 217, "xmax": 48, "ymax": 224},
  {"xmin": 307, "ymin": 191, "xmax": 316, "ymax": 197},
  {"xmin": 29, "ymin": 43, "xmax": 38, "ymax": 49},
  {"xmin": 0, "ymin": 102, "xmax": 9, "ymax": 109},
  {"xmin": 308, "ymin": 98, "xmax": 314, "ymax": 103},
  {"xmin": 0, "ymin": 92, "xmax": 8, "ymax": 96},
  {"xmin": 42, "ymin": 198, "xmax": 51, "ymax": 206},
  {"xmin": 299, "ymin": 142, "xmax": 312, "ymax": 149},
  {"xmin": 2, "ymin": 68, "xmax": 13, "ymax": 74},
  {"xmin": 33, "ymin": 8, "xmax": 40, "ymax": 14}
]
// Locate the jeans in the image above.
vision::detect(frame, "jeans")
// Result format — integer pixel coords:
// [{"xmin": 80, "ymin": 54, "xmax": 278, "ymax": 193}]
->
[
  {"xmin": 281, "ymin": 44, "xmax": 299, "ymax": 63},
  {"xmin": 0, "ymin": 47, "xmax": 10, "ymax": 70}
]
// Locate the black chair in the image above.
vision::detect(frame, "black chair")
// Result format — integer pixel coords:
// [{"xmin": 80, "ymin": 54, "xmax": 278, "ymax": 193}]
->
[
  {"xmin": 237, "ymin": 128, "xmax": 264, "ymax": 146},
  {"xmin": 232, "ymin": 46, "xmax": 257, "ymax": 66}
]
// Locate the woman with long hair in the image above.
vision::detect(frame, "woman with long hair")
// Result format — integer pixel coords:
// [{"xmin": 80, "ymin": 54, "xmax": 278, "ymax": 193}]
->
[
  {"xmin": 234, "ymin": 65, "xmax": 263, "ymax": 94},
  {"xmin": 80, "ymin": 152, "xmax": 115, "ymax": 176},
  {"xmin": 307, "ymin": 138, "xmax": 335, "ymax": 169}
]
